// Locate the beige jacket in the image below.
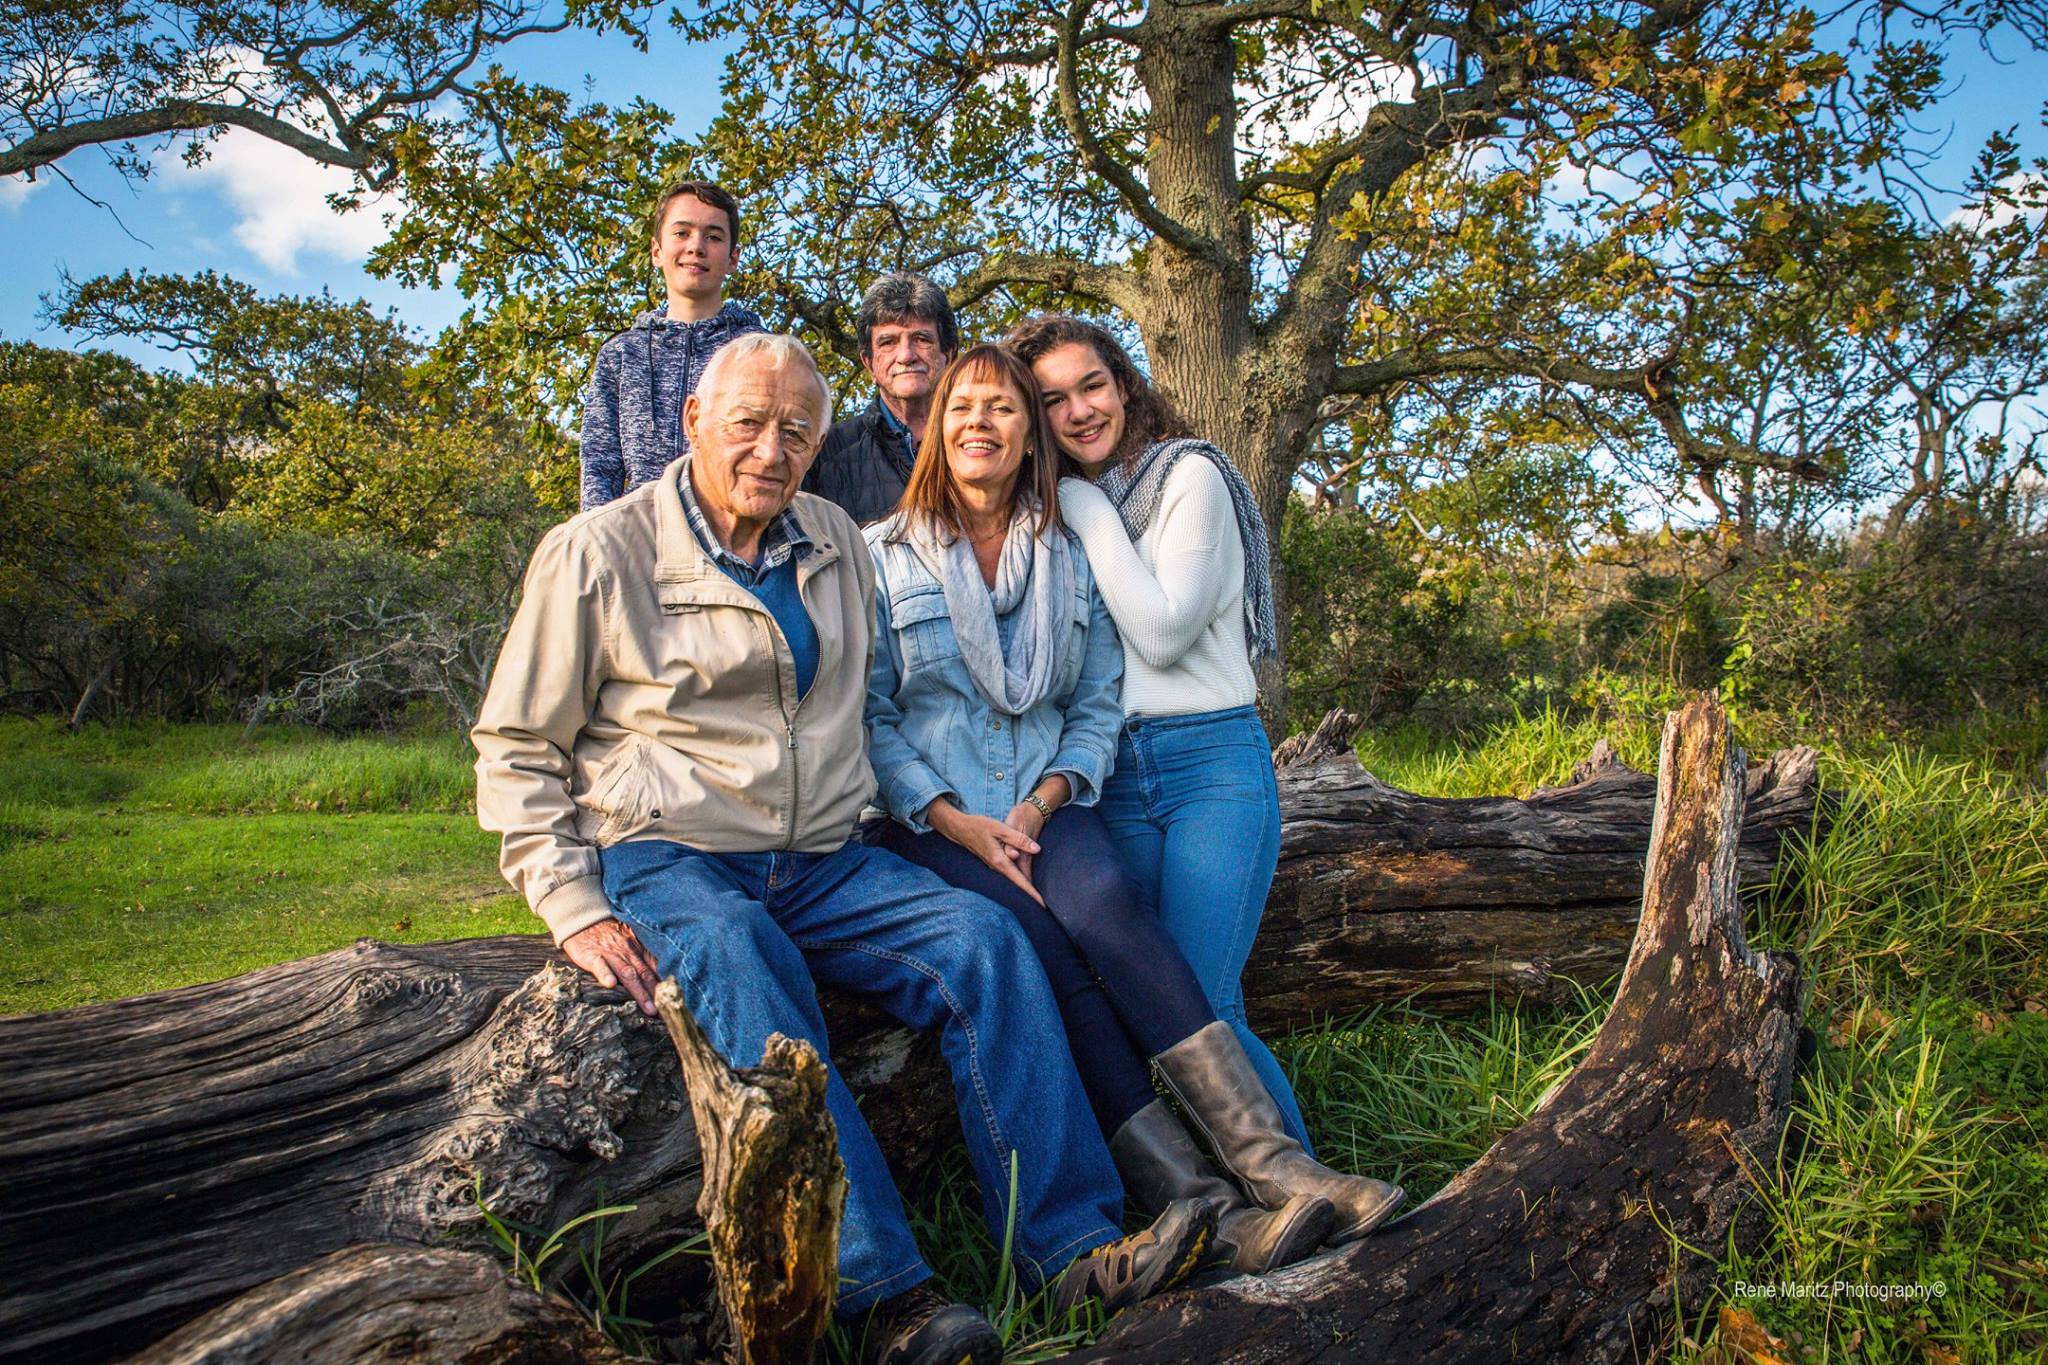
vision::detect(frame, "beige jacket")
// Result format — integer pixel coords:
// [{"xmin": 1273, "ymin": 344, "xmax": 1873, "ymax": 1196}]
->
[{"xmin": 472, "ymin": 467, "xmax": 878, "ymax": 944}]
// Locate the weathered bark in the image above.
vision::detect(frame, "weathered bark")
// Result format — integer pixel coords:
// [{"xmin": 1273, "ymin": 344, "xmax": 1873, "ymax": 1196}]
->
[
  {"xmin": 1073, "ymin": 694, "xmax": 1805, "ymax": 1362},
  {"xmin": 0, "ymin": 940, "xmax": 946, "ymax": 1365},
  {"xmin": 657, "ymin": 982, "xmax": 844, "ymax": 1365},
  {"xmin": 129, "ymin": 1244, "xmax": 628, "ymax": 1365},
  {"xmin": 1249, "ymin": 725, "xmax": 1822, "ymax": 1020},
  {"xmin": 0, "ymin": 719, "xmax": 1820, "ymax": 1362}
]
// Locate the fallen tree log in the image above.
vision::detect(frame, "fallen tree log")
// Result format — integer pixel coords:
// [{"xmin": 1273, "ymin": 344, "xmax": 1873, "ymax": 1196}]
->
[
  {"xmin": 1074, "ymin": 695, "xmax": 1805, "ymax": 1362},
  {"xmin": 0, "ymin": 715, "xmax": 1822, "ymax": 1362},
  {"xmin": 1252, "ymin": 720, "xmax": 1822, "ymax": 1020},
  {"xmin": 129, "ymin": 1244, "xmax": 627, "ymax": 1365},
  {"xmin": 0, "ymin": 943, "xmax": 936, "ymax": 1364}
]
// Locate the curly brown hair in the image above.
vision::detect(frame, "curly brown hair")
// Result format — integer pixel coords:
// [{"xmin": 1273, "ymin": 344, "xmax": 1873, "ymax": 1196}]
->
[{"xmin": 1001, "ymin": 315, "xmax": 1192, "ymax": 471}]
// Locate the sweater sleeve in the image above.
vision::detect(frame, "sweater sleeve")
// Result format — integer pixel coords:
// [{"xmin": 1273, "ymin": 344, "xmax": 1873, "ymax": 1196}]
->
[
  {"xmin": 578, "ymin": 343, "xmax": 626, "ymax": 510},
  {"xmin": 1056, "ymin": 461, "xmax": 1239, "ymax": 671}
]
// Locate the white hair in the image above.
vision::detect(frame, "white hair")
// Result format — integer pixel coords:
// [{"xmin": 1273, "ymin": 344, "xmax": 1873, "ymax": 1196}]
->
[{"xmin": 696, "ymin": 332, "xmax": 834, "ymax": 430}]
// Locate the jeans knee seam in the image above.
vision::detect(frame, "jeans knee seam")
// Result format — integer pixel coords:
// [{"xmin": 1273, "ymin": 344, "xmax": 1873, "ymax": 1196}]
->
[{"xmin": 794, "ymin": 936, "xmax": 1008, "ymax": 1162}]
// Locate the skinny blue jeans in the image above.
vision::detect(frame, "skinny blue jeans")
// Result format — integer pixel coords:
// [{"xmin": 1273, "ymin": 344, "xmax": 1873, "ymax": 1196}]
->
[
  {"xmin": 600, "ymin": 839, "xmax": 1127, "ymax": 1317},
  {"xmin": 1096, "ymin": 705, "xmax": 1315, "ymax": 1151},
  {"xmin": 877, "ymin": 803, "xmax": 1216, "ymax": 1136}
]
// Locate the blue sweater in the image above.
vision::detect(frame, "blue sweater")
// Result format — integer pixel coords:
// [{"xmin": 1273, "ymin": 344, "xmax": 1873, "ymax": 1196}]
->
[{"xmin": 578, "ymin": 300, "xmax": 766, "ymax": 509}]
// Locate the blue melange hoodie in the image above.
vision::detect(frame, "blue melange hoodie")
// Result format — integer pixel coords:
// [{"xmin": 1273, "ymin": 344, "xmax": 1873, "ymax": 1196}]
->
[{"xmin": 577, "ymin": 300, "xmax": 766, "ymax": 509}]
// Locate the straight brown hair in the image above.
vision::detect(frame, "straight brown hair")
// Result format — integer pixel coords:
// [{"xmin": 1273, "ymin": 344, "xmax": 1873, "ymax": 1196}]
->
[
  {"xmin": 646, "ymin": 179, "xmax": 742, "ymax": 245},
  {"xmin": 1001, "ymin": 314, "xmax": 1192, "ymax": 472},
  {"xmin": 891, "ymin": 345, "xmax": 1062, "ymax": 542}
]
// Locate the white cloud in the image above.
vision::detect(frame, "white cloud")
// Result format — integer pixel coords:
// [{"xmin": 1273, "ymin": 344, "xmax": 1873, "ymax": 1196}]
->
[
  {"xmin": 161, "ymin": 127, "xmax": 396, "ymax": 274},
  {"xmin": 0, "ymin": 172, "xmax": 46, "ymax": 214},
  {"xmin": 1236, "ymin": 54, "xmax": 1416, "ymax": 170},
  {"xmin": 1946, "ymin": 171, "xmax": 2048, "ymax": 235}
]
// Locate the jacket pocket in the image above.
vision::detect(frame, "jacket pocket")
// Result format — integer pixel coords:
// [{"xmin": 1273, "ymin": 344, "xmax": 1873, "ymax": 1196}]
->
[
  {"xmin": 890, "ymin": 586, "xmax": 960, "ymax": 671},
  {"xmin": 1055, "ymin": 580, "xmax": 1093, "ymax": 694},
  {"xmin": 586, "ymin": 738, "xmax": 651, "ymax": 845}
]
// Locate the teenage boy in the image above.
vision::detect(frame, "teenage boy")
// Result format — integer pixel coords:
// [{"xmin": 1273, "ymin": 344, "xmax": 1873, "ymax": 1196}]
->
[{"xmin": 579, "ymin": 180, "xmax": 764, "ymax": 509}]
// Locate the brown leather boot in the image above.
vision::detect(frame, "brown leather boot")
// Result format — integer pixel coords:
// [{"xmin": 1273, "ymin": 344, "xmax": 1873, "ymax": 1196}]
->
[
  {"xmin": 1111, "ymin": 1099, "xmax": 1333, "ymax": 1275},
  {"xmin": 1155, "ymin": 1021, "xmax": 1405, "ymax": 1244}
]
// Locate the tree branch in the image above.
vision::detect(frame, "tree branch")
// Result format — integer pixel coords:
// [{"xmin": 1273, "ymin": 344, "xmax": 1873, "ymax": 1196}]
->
[
  {"xmin": 1, "ymin": 102, "xmax": 377, "ymax": 178},
  {"xmin": 950, "ymin": 250, "xmax": 1144, "ymax": 315},
  {"xmin": 1331, "ymin": 344, "xmax": 1837, "ymax": 481},
  {"xmin": 1054, "ymin": 0, "xmax": 1229, "ymax": 268}
]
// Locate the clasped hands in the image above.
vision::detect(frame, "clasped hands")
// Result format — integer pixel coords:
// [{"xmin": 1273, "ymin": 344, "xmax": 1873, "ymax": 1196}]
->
[{"xmin": 925, "ymin": 796, "xmax": 1047, "ymax": 905}]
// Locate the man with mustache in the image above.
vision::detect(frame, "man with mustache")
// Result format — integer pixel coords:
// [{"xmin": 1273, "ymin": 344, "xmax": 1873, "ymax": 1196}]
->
[{"xmin": 803, "ymin": 272, "xmax": 957, "ymax": 524}]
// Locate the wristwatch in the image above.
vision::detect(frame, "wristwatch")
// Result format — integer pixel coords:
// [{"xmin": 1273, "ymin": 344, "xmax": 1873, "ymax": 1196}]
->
[{"xmin": 1021, "ymin": 792, "xmax": 1055, "ymax": 822}]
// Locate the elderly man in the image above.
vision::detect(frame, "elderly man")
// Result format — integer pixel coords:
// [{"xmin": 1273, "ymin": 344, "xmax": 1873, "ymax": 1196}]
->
[
  {"xmin": 802, "ymin": 272, "xmax": 957, "ymax": 524},
  {"xmin": 474, "ymin": 333, "xmax": 1210, "ymax": 1365}
]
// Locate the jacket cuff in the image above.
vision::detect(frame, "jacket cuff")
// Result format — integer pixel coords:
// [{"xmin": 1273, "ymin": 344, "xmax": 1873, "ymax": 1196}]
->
[
  {"xmin": 883, "ymin": 760, "xmax": 956, "ymax": 835},
  {"xmin": 1046, "ymin": 752, "xmax": 1110, "ymax": 808},
  {"xmin": 536, "ymin": 874, "xmax": 616, "ymax": 946}
]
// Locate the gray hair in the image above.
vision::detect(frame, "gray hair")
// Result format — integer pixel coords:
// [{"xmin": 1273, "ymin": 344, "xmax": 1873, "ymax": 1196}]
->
[
  {"xmin": 855, "ymin": 272, "xmax": 960, "ymax": 358},
  {"xmin": 696, "ymin": 332, "xmax": 834, "ymax": 431}
]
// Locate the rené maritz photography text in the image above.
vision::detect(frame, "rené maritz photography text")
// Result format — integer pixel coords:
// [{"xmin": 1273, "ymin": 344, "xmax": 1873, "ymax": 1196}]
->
[{"xmin": 1734, "ymin": 1280, "xmax": 1948, "ymax": 1302}]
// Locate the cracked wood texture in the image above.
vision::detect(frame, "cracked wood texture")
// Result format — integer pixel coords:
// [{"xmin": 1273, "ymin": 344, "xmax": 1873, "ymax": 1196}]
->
[
  {"xmin": 128, "ymin": 1244, "xmax": 627, "ymax": 1365},
  {"xmin": 1071, "ymin": 694, "xmax": 1806, "ymax": 1364},
  {"xmin": 656, "ymin": 982, "xmax": 844, "ymax": 1365},
  {"xmin": 1255, "ymin": 718, "xmax": 1822, "ymax": 1019},
  {"xmin": 0, "ymin": 711, "xmax": 1819, "ymax": 1362},
  {"xmin": 0, "ymin": 941, "xmax": 940, "ymax": 1364}
]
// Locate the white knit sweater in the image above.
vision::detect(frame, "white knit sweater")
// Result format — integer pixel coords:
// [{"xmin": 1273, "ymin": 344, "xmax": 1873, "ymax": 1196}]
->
[{"xmin": 1057, "ymin": 459, "xmax": 1257, "ymax": 719}]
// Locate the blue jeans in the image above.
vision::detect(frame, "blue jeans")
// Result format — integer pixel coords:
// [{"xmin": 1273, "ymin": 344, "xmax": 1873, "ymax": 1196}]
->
[
  {"xmin": 1096, "ymin": 705, "xmax": 1316, "ymax": 1152},
  {"xmin": 600, "ymin": 839, "xmax": 1126, "ymax": 1316},
  {"xmin": 877, "ymin": 804, "xmax": 1215, "ymax": 1136}
]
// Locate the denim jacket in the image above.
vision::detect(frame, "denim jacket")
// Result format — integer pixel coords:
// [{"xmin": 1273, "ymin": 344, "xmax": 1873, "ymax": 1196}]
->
[{"xmin": 864, "ymin": 519, "xmax": 1124, "ymax": 832}]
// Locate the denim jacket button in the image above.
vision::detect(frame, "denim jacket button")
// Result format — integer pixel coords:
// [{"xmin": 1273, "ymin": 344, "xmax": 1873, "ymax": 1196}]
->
[{"xmin": 995, "ymin": 771, "xmax": 1005, "ymax": 780}]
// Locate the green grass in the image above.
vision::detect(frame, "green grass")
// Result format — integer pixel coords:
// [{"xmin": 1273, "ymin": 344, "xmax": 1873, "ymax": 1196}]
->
[
  {"xmin": 8, "ymin": 708, "xmax": 2044, "ymax": 1362},
  {"xmin": 1344, "ymin": 708, "xmax": 2048, "ymax": 1364},
  {"xmin": 0, "ymin": 717, "xmax": 523, "ymax": 1014}
]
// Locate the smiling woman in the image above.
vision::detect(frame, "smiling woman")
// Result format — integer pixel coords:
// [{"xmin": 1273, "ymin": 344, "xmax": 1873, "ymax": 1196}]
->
[{"xmin": 860, "ymin": 345, "xmax": 1388, "ymax": 1276}]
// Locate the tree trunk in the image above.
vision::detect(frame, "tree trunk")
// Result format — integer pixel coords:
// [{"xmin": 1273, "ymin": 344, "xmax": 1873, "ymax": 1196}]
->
[
  {"xmin": 1071, "ymin": 695, "xmax": 1805, "ymax": 1362},
  {"xmin": 0, "ymin": 713, "xmax": 1822, "ymax": 1362},
  {"xmin": 128, "ymin": 1244, "xmax": 628, "ymax": 1365},
  {"xmin": 67, "ymin": 658, "xmax": 113, "ymax": 730}
]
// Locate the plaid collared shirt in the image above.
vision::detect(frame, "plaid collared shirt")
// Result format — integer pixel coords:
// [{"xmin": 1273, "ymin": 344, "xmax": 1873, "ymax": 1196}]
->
[{"xmin": 675, "ymin": 457, "xmax": 813, "ymax": 584}]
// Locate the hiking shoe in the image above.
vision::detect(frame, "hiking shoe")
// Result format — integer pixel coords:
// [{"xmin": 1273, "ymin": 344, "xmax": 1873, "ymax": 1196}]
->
[
  {"xmin": 1051, "ymin": 1197, "xmax": 1217, "ymax": 1318},
  {"xmin": 857, "ymin": 1283, "xmax": 1001, "ymax": 1365}
]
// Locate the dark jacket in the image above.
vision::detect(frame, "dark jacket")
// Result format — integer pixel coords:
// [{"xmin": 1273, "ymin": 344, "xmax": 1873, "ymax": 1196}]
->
[
  {"xmin": 802, "ymin": 396, "xmax": 918, "ymax": 526},
  {"xmin": 578, "ymin": 300, "xmax": 766, "ymax": 509}
]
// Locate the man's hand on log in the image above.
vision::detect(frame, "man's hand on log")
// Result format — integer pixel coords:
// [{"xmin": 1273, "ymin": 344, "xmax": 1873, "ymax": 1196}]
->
[{"xmin": 562, "ymin": 919, "xmax": 661, "ymax": 1016}]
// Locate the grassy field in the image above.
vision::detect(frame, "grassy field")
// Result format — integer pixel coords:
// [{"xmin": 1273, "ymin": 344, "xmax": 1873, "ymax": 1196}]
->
[
  {"xmin": 0, "ymin": 719, "xmax": 529, "ymax": 1013},
  {"xmin": 3, "ymin": 708, "xmax": 2043, "ymax": 1361}
]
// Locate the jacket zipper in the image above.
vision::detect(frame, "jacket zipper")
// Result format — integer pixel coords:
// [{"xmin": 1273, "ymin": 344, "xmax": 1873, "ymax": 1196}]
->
[{"xmin": 752, "ymin": 575, "xmax": 817, "ymax": 854}]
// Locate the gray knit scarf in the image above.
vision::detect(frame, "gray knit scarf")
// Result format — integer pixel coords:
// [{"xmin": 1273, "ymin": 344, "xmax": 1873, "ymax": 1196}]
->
[
  {"xmin": 905, "ymin": 502, "xmax": 1075, "ymax": 715},
  {"xmin": 1094, "ymin": 438, "xmax": 1277, "ymax": 661}
]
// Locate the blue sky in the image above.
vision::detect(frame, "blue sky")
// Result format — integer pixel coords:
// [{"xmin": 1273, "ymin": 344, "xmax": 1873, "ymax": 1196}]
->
[
  {"xmin": 1, "ymin": 18, "xmax": 2041, "ymax": 374},
  {"xmin": 0, "ymin": 24, "xmax": 731, "ymax": 367}
]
